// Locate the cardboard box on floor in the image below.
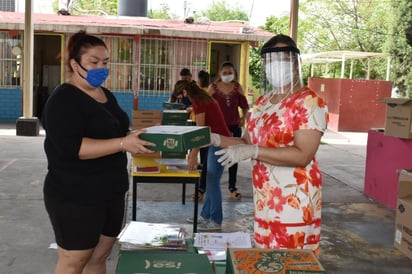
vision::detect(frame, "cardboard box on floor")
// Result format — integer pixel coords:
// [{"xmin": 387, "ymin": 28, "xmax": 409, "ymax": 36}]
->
[
  {"xmin": 380, "ymin": 98, "xmax": 412, "ymax": 139},
  {"xmin": 226, "ymin": 248, "xmax": 326, "ymax": 274},
  {"xmin": 394, "ymin": 169, "xmax": 412, "ymax": 260}
]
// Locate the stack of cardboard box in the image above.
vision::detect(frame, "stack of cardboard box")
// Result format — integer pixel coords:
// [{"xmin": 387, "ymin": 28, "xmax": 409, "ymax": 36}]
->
[
  {"xmin": 378, "ymin": 99, "xmax": 412, "ymax": 259},
  {"xmin": 394, "ymin": 170, "xmax": 412, "ymax": 260},
  {"xmin": 131, "ymin": 110, "xmax": 162, "ymax": 130}
]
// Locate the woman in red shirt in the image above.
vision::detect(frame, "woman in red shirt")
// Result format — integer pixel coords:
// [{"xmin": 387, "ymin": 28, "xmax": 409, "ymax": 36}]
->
[
  {"xmin": 209, "ymin": 62, "xmax": 249, "ymax": 200},
  {"xmin": 180, "ymin": 80, "xmax": 231, "ymax": 231}
]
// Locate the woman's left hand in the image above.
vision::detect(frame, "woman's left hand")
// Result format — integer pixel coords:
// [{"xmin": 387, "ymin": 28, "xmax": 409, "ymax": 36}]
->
[
  {"xmin": 126, "ymin": 130, "xmax": 156, "ymax": 154},
  {"xmin": 215, "ymin": 144, "xmax": 259, "ymax": 167}
]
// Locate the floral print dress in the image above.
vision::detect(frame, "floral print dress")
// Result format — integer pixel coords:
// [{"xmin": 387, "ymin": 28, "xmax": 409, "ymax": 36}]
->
[{"xmin": 247, "ymin": 87, "xmax": 328, "ymax": 256}]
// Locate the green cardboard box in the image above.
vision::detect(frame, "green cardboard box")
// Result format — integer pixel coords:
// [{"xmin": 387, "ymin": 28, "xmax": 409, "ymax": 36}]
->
[
  {"xmin": 226, "ymin": 248, "xmax": 326, "ymax": 274},
  {"xmin": 162, "ymin": 151, "xmax": 187, "ymax": 159},
  {"xmin": 162, "ymin": 119, "xmax": 188, "ymax": 126},
  {"xmin": 140, "ymin": 125, "xmax": 211, "ymax": 153},
  {"xmin": 162, "ymin": 110, "xmax": 188, "ymax": 121},
  {"xmin": 116, "ymin": 251, "xmax": 214, "ymax": 274},
  {"xmin": 163, "ymin": 102, "xmax": 187, "ymax": 110}
]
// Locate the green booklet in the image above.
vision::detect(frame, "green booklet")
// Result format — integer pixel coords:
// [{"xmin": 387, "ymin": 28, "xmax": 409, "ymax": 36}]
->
[{"xmin": 116, "ymin": 251, "xmax": 214, "ymax": 274}]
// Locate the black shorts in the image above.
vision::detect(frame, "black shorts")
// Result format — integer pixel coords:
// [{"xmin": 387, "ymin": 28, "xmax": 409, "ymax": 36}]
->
[{"xmin": 44, "ymin": 194, "xmax": 126, "ymax": 250}]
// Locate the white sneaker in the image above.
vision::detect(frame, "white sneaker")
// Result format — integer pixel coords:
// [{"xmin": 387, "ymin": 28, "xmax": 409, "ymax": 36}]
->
[
  {"xmin": 197, "ymin": 220, "xmax": 222, "ymax": 231},
  {"xmin": 186, "ymin": 215, "xmax": 208, "ymax": 224}
]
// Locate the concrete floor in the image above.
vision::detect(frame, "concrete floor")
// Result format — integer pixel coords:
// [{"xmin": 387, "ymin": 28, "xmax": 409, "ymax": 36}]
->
[{"xmin": 0, "ymin": 124, "xmax": 411, "ymax": 273}]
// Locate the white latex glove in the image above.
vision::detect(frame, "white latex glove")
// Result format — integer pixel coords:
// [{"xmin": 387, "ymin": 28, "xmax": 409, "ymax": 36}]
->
[
  {"xmin": 215, "ymin": 144, "xmax": 259, "ymax": 167},
  {"xmin": 210, "ymin": 133, "xmax": 221, "ymax": 146}
]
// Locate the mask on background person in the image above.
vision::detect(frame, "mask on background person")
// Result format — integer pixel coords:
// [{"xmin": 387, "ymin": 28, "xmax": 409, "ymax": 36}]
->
[
  {"xmin": 221, "ymin": 74, "xmax": 234, "ymax": 83},
  {"xmin": 260, "ymin": 46, "xmax": 302, "ymax": 95},
  {"xmin": 78, "ymin": 63, "xmax": 109, "ymax": 88}
]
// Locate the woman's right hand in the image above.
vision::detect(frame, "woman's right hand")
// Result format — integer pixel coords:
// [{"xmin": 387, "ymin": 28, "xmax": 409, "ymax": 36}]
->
[{"xmin": 124, "ymin": 130, "xmax": 156, "ymax": 154}]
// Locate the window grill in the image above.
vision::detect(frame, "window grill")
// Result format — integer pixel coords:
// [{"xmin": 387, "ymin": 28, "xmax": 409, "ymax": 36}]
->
[
  {"xmin": 0, "ymin": 32, "xmax": 22, "ymax": 87},
  {"xmin": 0, "ymin": 0, "xmax": 15, "ymax": 12},
  {"xmin": 100, "ymin": 35, "xmax": 134, "ymax": 92},
  {"xmin": 139, "ymin": 37, "xmax": 208, "ymax": 97}
]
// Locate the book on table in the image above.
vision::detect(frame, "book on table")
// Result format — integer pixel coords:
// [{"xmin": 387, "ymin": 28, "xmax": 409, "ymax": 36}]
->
[
  {"xmin": 118, "ymin": 221, "xmax": 187, "ymax": 251},
  {"xmin": 134, "ymin": 165, "xmax": 160, "ymax": 174},
  {"xmin": 116, "ymin": 251, "xmax": 214, "ymax": 274},
  {"xmin": 226, "ymin": 248, "xmax": 327, "ymax": 274}
]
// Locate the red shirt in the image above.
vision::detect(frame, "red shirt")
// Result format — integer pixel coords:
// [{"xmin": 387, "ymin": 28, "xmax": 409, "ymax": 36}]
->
[
  {"xmin": 212, "ymin": 82, "xmax": 249, "ymax": 127},
  {"xmin": 192, "ymin": 100, "xmax": 231, "ymax": 137}
]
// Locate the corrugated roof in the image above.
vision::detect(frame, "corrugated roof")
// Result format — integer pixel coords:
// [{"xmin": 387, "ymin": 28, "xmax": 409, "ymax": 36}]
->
[{"xmin": 0, "ymin": 11, "xmax": 273, "ymax": 42}]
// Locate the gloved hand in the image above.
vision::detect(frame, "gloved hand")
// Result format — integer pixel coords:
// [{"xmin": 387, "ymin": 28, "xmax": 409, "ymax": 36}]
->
[
  {"xmin": 215, "ymin": 144, "xmax": 259, "ymax": 167},
  {"xmin": 210, "ymin": 133, "xmax": 221, "ymax": 146}
]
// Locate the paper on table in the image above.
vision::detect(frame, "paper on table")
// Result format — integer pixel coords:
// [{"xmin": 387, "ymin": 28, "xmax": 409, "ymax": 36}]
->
[
  {"xmin": 194, "ymin": 232, "xmax": 252, "ymax": 250},
  {"xmin": 118, "ymin": 221, "xmax": 186, "ymax": 247},
  {"xmin": 155, "ymin": 158, "xmax": 188, "ymax": 165}
]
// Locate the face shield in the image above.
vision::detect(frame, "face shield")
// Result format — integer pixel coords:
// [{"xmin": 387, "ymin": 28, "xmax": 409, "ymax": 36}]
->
[{"xmin": 260, "ymin": 46, "xmax": 303, "ymax": 96}]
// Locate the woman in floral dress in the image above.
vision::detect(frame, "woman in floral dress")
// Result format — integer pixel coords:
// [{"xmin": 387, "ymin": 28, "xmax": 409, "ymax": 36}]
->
[{"xmin": 213, "ymin": 34, "xmax": 328, "ymax": 256}]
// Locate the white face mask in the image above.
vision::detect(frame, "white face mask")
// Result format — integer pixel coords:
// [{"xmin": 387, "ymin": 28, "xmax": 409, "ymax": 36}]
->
[
  {"xmin": 221, "ymin": 74, "xmax": 234, "ymax": 83},
  {"xmin": 265, "ymin": 61, "xmax": 294, "ymax": 88}
]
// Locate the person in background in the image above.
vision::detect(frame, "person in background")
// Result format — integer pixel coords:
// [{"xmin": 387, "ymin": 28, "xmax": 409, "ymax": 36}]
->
[
  {"xmin": 180, "ymin": 67, "xmax": 192, "ymax": 81},
  {"xmin": 41, "ymin": 30, "xmax": 155, "ymax": 273},
  {"xmin": 197, "ymin": 70, "xmax": 210, "ymax": 92},
  {"xmin": 171, "ymin": 80, "xmax": 194, "ymax": 120},
  {"xmin": 179, "ymin": 80, "xmax": 231, "ymax": 231},
  {"xmin": 209, "ymin": 61, "xmax": 249, "ymax": 200},
  {"xmin": 211, "ymin": 34, "xmax": 328, "ymax": 256},
  {"xmin": 193, "ymin": 70, "xmax": 211, "ymax": 201}
]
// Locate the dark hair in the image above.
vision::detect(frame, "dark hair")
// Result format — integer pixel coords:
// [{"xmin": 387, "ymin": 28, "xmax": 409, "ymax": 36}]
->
[
  {"xmin": 170, "ymin": 80, "xmax": 187, "ymax": 103},
  {"xmin": 220, "ymin": 61, "xmax": 235, "ymax": 70},
  {"xmin": 197, "ymin": 70, "xmax": 210, "ymax": 88},
  {"xmin": 66, "ymin": 30, "xmax": 107, "ymax": 72},
  {"xmin": 184, "ymin": 80, "xmax": 214, "ymax": 104},
  {"xmin": 260, "ymin": 34, "xmax": 300, "ymax": 56},
  {"xmin": 180, "ymin": 68, "xmax": 192, "ymax": 76}
]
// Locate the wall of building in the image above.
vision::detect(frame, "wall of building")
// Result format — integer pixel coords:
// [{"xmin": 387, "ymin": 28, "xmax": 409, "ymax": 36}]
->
[
  {"xmin": 0, "ymin": 88, "xmax": 22, "ymax": 122},
  {"xmin": 308, "ymin": 78, "xmax": 392, "ymax": 132}
]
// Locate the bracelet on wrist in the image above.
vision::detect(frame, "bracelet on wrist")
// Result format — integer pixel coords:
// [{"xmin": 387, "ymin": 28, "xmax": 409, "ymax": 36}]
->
[{"xmin": 120, "ymin": 138, "xmax": 125, "ymax": 152}]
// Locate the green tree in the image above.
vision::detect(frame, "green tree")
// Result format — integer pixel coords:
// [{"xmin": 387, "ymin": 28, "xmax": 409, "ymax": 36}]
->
[
  {"xmin": 198, "ymin": 0, "xmax": 248, "ymax": 22},
  {"xmin": 53, "ymin": 0, "xmax": 117, "ymax": 15},
  {"xmin": 386, "ymin": 0, "xmax": 412, "ymax": 97},
  {"xmin": 148, "ymin": 3, "xmax": 178, "ymax": 20},
  {"xmin": 249, "ymin": 15, "xmax": 290, "ymax": 90},
  {"xmin": 297, "ymin": 0, "xmax": 391, "ymax": 80}
]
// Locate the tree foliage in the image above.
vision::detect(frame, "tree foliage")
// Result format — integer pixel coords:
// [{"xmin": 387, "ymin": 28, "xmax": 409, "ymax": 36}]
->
[
  {"xmin": 148, "ymin": 3, "xmax": 178, "ymax": 20},
  {"xmin": 198, "ymin": 0, "xmax": 248, "ymax": 22},
  {"xmin": 296, "ymin": 0, "xmax": 391, "ymax": 80},
  {"xmin": 386, "ymin": 0, "xmax": 412, "ymax": 97},
  {"xmin": 69, "ymin": 0, "xmax": 117, "ymax": 15}
]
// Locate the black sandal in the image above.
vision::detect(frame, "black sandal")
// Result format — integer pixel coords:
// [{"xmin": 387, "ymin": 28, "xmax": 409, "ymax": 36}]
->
[
  {"xmin": 229, "ymin": 188, "xmax": 241, "ymax": 200},
  {"xmin": 191, "ymin": 190, "xmax": 205, "ymax": 201}
]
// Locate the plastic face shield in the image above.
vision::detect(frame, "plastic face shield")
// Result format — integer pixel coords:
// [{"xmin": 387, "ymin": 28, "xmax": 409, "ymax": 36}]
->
[{"xmin": 260, "ymin": 46, "xmax": 303, "ymax": 95}]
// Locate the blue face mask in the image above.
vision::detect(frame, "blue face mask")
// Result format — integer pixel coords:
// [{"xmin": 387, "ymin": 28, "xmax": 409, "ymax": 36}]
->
[{"xmin": 77, "ymin": 62, "xmax": 109, "ymax": 88}]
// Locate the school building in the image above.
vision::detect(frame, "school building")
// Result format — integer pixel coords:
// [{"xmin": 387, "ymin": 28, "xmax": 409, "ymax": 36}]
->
[{"xmin": 0, "ymin": 11, "xmax": 273, "ymax": 123}]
